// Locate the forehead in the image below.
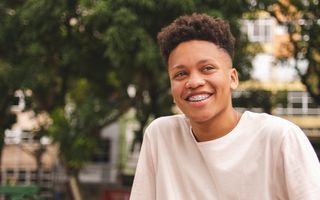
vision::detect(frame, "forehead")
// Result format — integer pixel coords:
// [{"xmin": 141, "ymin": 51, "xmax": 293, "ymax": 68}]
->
[{"xmin": 167, "ymin": 40, "xmax": 232, "ymax": 68}]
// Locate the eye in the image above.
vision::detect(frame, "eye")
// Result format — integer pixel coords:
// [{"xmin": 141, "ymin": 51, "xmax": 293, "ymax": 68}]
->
[
  {"xmin": 202, "ymin": 65, "xmax": 215, "ymax": 73},
  {"xmin": 173, "ymin": 71, "xmax": 188, "ymax": 80}
]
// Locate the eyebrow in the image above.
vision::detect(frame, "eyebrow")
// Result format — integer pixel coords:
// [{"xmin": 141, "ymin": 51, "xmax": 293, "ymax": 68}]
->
[
  {"xmin": 170, "ymin": 59, "xmax": 217, "ymax": 69},
  {"xmin": 197, "ymin": 59, "xmax": 218, "ymax": 66},
  {"xmin": 170, "ymin": 65, "xmax": 186, "ymax": 70}
]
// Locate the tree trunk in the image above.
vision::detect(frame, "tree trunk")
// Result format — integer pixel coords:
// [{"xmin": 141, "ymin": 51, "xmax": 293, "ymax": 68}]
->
[
  {"xmin": 69, "ymin": 175, "xmax": 82, "ymax": 200},
  {"xmin": 0, "ymin": 128, "xmax": 5, "ymax": 167}
]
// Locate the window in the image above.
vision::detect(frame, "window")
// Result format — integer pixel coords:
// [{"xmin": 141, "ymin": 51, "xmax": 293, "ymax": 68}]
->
[
  {"xmin": 18, "ymin": 170, "xmax": 27, "ymax": 184},
  {"xmin": 243, "ymin": 17, "xmax": 273, "ymax": 43}
]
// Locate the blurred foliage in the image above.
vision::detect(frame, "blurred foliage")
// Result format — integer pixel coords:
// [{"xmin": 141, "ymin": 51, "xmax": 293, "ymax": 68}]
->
[
  {"xmin": 266, "ymin": 0, "xmax": 320, "ymax": 105},
  {"xmin": 233, "ymin": 89, "xmax": 292, "ymax": 113},
  {"xmin": 233, "ymin": 90, "xmax": 273, "ymax": 113},
  {"xmin": 274, "ymin": 90, "xmax": 288, "ymax": 108},
  {"xmin": 0, "ymin": 60, "xmax": 18, "ymax": 162},
  {"xmin": 48, "ymin": 107, "xmax": 96, "ymax": 172},
  {"xmin": 0, "ymin": 0, "xmax": 264, "ymax": 177}
]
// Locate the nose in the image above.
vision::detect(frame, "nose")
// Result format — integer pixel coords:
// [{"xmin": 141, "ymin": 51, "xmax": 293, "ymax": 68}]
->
[{"xmin": 185, "ymin": 74, "xmax": 205, "ymax": 88}]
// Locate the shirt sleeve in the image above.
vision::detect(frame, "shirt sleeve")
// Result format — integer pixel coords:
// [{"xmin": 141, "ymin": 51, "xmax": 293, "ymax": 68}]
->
[
  {"xmin": 130, "ymin": 130, "xmax": 156, "ymax": 200},
  {"xmin": 280, "ymin": 125, "xmax": 320, "ymax": 200}
]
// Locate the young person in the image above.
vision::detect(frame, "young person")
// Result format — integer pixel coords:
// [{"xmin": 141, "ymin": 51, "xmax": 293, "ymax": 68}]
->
[{"xmin": 130, "ymin": 13, "xmax": 320, "ymax": 200}]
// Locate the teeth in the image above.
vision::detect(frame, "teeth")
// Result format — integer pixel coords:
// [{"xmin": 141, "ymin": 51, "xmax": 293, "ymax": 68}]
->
[{"xmin": 187, "ymin": 94, "xmax": 210, "ymax": 102}]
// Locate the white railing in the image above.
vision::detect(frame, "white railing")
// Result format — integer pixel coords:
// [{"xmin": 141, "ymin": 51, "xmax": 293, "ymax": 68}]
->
[
  {"xmin": 4, "ymin": 129, "xmax": 34, "ymax": 145},
  {"xmin": 273, "ymin": 107, "xmax": 320, "ymax": 115}
]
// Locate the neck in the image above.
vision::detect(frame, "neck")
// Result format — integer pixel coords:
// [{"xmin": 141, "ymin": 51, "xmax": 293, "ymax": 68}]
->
[{"xmin": 190, "ymin": 108, "xmax": 241, "ymax": 142}]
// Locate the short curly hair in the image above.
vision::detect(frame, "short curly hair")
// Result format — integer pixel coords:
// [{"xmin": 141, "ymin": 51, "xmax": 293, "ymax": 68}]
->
[{"xmin": 157, "ymin": 13, "xmax": 235, "ymax": 63}]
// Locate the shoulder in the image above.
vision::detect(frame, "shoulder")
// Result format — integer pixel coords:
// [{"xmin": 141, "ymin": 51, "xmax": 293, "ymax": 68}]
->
[
  {"xmin": 244, "ymin": 111, "xmax": 300, "ymax": 130},
  {"xmin": 145, "ymin": 114, "xmax": 189, "ymax": 132},
  {"xmin": 143, "ymin": 114, "xmax": 190, "ymax": 142},
  {"xmin": 243, "ymin": 111, "xmax": 304, "ymax": 140}
]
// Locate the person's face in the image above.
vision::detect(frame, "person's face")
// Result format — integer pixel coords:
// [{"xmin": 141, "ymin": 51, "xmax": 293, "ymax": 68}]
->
[{"xmin": 168, "ymin": 40, "xmax": 238, "ymax": 123}]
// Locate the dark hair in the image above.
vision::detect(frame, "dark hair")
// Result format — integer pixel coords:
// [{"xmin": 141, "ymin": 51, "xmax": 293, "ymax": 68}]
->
[{"xmin": 157, "ymin": 13, "xmax": 235, "ymax": 63}]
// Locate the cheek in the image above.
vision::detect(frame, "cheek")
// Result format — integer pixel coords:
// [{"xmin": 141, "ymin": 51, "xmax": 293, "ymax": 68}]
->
[
  {"xmin": 206, "ymin": 76, "xmax": 222, "ymax": 87},
  {"xmin": 207, "ymin": 72, "xmax": 231, "ymax": 86},
  {"xmin": 170, "ymin": 84, "xmax": 179, "ymax": 96},
  {"xmin": 206, "ymin": 77, "xmax": 232, "ymax": 95},
  {"xmin": 170, "ymin": 82, "xmax": 184, "ymax": 98}
]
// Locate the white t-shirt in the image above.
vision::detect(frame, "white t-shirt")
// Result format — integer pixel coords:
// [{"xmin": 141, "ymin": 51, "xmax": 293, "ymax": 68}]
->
[{"xmin": 130, "ymin": 111, "xmax": 320, "ymax": 200}]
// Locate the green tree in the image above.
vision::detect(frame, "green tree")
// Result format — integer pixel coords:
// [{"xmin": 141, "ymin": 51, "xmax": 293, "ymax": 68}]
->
[
  {"xmin": 0, "ymin": 0, "xmax": 132, "ymax": 197},
  {"xmin": 0, "ymin": 61, "xmax": 18, "ymax": 165},
  {"xmin": 261, "ymin": 0, "xmax": 320, "ymax": 105},
  {"xmin": 286, "ymin": 0, "xmax": 319, "ymax": 105},
  {"xmin": 0, "ymin": 0, "xmax": 261, "ymax": 197}
]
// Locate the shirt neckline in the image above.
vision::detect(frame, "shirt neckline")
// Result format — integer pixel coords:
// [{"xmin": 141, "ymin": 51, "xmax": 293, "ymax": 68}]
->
[{"xmin": 188, "ymin": 111, "xmax": 249, "ymax": 146}]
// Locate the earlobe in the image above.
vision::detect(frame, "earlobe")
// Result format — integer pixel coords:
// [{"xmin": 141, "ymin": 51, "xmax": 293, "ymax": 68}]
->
[{"xmin": 230, "ymin": 68, "xmax": 239, "ymax": 90}]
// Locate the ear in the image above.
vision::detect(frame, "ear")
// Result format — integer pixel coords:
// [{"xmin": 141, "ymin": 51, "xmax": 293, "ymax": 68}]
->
[{"xmin": 230, "ymin": 68, "xmax": 239, "ymax": 90}]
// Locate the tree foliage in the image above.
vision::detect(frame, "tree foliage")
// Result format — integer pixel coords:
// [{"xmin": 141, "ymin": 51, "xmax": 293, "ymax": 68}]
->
[
  {"xmin": 0, "ymin": 0, "xmax": 261, "ymax": 186},
  {"xmin": 266, "ymin": 0, "xmax": 320, "ymax": 105}
]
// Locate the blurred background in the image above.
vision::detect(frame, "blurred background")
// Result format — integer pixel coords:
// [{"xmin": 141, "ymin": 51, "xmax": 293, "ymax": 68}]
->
[{"xmin": 0, "ymin": 0, "xmax": 319, "ymax": 199}]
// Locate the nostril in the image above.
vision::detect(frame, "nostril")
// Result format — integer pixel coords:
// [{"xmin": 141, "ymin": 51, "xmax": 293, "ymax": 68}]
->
[{"xmin": 186, "ymin": 79, "xmax": 205, "ymax": 88}]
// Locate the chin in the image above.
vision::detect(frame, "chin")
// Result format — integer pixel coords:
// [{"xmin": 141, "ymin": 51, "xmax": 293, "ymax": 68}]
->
[{"xmin": 186, "ymin": 113, "xmax": 213, "ymax": 123}]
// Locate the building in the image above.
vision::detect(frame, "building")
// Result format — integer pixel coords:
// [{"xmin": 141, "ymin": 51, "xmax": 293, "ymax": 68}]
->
[
  {"xmin": 1, "ymin": 91, "xmax": 134, "ymax": 199},
  {"xmin": 0, "ymin": 106, "xmax": 62, "ymax": 199},
  {"xmin": 239, "ymin": 12, "xmax": 320, "ymax": 157}
]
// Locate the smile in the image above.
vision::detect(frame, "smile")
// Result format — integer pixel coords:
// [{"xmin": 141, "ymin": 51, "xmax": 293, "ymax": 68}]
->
[{"xmin": 186, "ymin": 94, "xmax": 211, "ymax": 102}]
